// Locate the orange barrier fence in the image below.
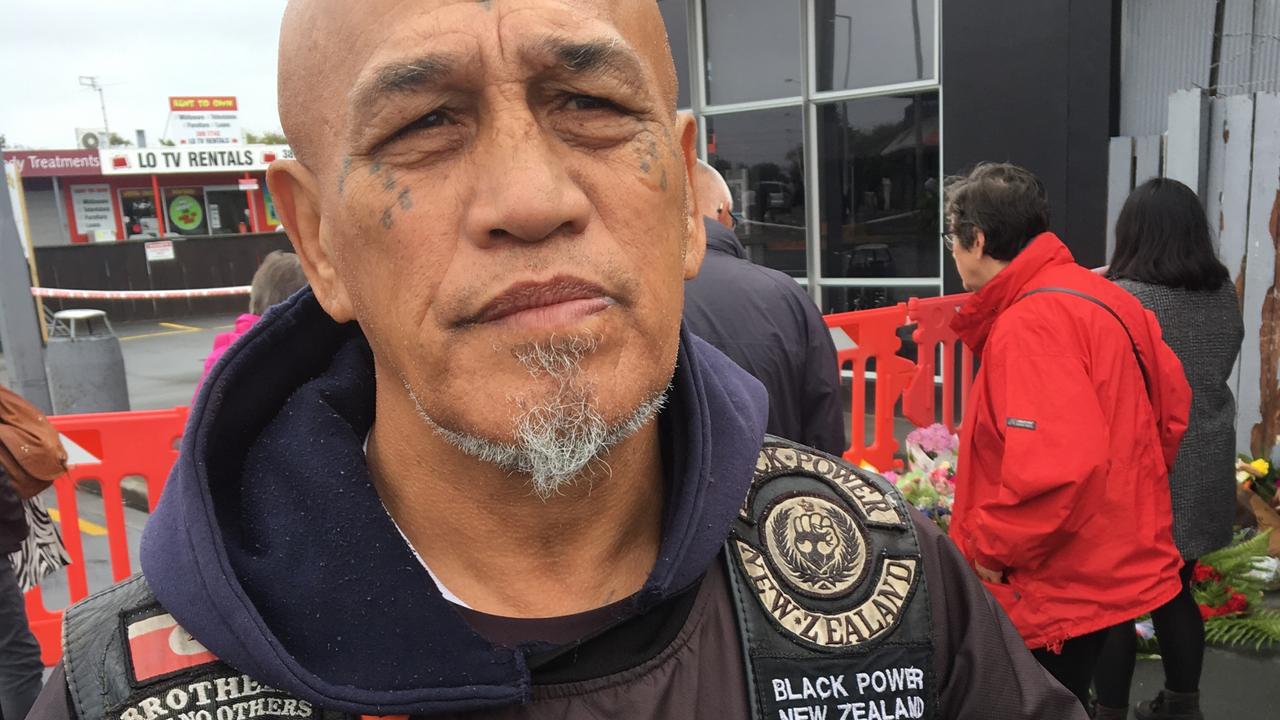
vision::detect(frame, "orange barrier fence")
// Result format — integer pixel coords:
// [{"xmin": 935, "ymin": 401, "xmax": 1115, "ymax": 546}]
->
[
  {"xmin": 825, "ymin": 293, "xmax": 974, "ymax": 471},
  {"xmin": 24, "ymin": 407, "xmax": 188, "ymax": 666}
]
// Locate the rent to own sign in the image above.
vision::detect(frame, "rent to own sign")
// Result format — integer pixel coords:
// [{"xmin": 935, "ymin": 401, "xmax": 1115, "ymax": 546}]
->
[
  {"xmin": 168, "ymin": 96, "xmax": 243, "ymax": 146},
  {"xmin": 99, "ymin": 145, "xmax": 294, "ymax": 175}
]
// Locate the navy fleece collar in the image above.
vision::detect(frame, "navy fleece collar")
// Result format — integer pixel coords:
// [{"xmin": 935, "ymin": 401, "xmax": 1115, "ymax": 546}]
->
[
  {"xmin": 703, "ymin": 217, "xmax": 748, "ymax": 260},
  {"xmin": 140, "ymin": 289, "xmax": 768, "ymax": 716}
]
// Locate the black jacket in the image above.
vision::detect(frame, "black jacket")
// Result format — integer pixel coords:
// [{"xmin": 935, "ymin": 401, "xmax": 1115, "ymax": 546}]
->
[{"xmin": 684, "ymin": 218, "xmax": 845, "ymax": 455}]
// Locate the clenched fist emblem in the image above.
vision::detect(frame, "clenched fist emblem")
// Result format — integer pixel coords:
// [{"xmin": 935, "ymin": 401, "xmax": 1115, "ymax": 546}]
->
[
  {"xmin": 792, "ymin": 512, "xmax": 839, "ymax": 572},
  {"xmin": 765, "ymin": 496, "xmax": 865, "ymax": 597}
]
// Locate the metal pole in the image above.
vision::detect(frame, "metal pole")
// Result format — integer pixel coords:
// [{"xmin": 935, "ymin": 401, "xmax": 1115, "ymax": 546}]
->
[
  {"xmin": 0, "ymin": 159, "xmax": 52, "ymax": 411},
  {"xmin": 98, "ymin": 85, "xmax": 110, "ymax": 138}
]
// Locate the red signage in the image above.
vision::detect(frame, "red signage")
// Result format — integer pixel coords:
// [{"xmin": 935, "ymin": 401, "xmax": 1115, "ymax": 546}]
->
[
  {"xmin": 169, "ymin": 96, "xmax": 238, "ymax": 112},
  {"xmin": 2, "ymin": 150, "xmax": 101, "ymax": 177}
]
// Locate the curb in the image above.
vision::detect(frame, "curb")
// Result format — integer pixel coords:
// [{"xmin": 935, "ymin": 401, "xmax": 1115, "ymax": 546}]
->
[{"xmin": 74, "ymin": 476, "xmax": 152, "ymax": 514}]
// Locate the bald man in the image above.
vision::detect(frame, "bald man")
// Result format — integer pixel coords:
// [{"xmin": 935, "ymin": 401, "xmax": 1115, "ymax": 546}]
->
[
  {"xmin": 32, "ymin": 3, "xmax": 1084, "ymax": 719},
  {"xmin": 684, "ymin": 161, "xmax": 845, "ymax": 455}
]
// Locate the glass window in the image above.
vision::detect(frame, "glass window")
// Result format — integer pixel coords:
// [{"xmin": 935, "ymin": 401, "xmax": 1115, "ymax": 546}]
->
[
  {"xmin": 820, "ymin": 284, "xmax": 938, "ymax": 314},
  {"xmin": 119, "ymin": 188, "xmax": 159, "ymax": 239},
  {"xmin": 707, "ymin": 107, "xmax": 807, "ymax": 277},
  {"xmin": 814, "ymin": 0, "xmax": 936, "ymax": 92},
  {"xmin": 816, "ymin": 92, "xmax": 940, "ymax": 279},
  {"xmin": 658, "ymin": 0, "xmax": 691, "ymax": 109},
  {"xmin": 703, "ymin": 0, "xmax": 803, "ymax": 105}
]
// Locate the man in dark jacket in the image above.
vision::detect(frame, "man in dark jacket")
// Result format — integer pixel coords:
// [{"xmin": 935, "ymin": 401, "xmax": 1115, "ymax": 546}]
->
[
  {"xmin": 684, "ymin": 161, "xmax": 845, "ymax": 455},
  {"xmin": 29, "ymin": 3, "xmax": 1084, "ymax": 719},
  {"xmin": 0, "ymin": 467, "xmax": 44, "ymax": 720}
]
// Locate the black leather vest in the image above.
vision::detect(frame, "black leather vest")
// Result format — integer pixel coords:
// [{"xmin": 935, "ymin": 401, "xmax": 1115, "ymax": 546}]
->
[{"xmin": 63, "ymin": 438, "xmax": 935, "ymax": 720}]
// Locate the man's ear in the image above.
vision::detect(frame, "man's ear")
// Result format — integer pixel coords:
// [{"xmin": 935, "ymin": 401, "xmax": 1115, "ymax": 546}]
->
[
  {"xmin": 972, "ymin": 228, "xmax": 987, "ymax": 258},
  {"xmin": 676, "ymin": 113, "xmax": 706, "ymax": 279},
  {"xmin": 266, "ymin": 160, "xmax": 356, "ymax": 322}
]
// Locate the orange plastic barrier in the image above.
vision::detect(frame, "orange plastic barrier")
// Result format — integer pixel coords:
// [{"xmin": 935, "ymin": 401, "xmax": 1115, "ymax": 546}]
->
[
  {"xmin": 24, "ymin": 407, "xmax": 188, "ymax": 666},
  {"xmin": 825, "ymin": 294, "xmax": 972, "ymax": 470},
  {"xmin": 903, "ymin": 295, "xmax": 975, "ymax": 432}
]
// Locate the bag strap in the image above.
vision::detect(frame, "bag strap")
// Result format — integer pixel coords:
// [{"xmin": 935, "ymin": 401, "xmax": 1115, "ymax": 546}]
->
[{"xmin": 1015, "ymin": 287, "xmax": 1151, "ymax": 396}]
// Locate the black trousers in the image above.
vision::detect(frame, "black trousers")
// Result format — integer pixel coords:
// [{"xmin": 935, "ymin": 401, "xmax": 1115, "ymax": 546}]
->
[
  {"xmin": 1093, "ymin": 562, "xmax": 1204, "ymax": 707},
  {"xmin": 1031, "ymin": 627, "xmax": 1111, "ymax": 711},
  {"xmin": 0, "ymin": 559, "xmax": 44, "ymax": 720}
]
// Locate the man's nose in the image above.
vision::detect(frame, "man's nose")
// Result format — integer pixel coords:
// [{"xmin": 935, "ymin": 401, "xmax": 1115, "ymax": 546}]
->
[{"xmin": 464, "ymin": 113, "xmax": 592, "ymax": 247}]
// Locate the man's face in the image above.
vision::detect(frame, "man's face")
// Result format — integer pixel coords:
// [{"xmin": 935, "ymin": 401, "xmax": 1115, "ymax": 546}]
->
[{"xmin": 271, "ymin": 0, "xmax": 702, "ymax": 468}]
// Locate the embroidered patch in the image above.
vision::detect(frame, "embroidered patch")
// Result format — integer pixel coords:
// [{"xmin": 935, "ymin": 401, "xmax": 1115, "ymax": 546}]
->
[
  {"xmin": 752, "ymin": 445, "xmax": 904, "ymax": 527},
  {"xmin": 126, "ymin": 611, "xmax": 217, "ymax": 684},
  {"xmin": 110, "ymin": 668, "xmax": 315, "ymax": 720},
  {"xmin": 1006, "ymin": 417, "xmax": 1037, "ymax": 430},
  {"xmin": 736, "ymin": 541, "xmax": 918, "ymax": 649},
  {"xmin": 764, "ymin": 496, "xmax": 866, "ymax": 599}
]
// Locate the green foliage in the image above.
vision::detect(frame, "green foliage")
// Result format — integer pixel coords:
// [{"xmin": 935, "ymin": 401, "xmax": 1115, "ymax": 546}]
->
[
  {"xmin": 244, "ymin": 130, "xmax": 287, "ymax": 145},
  {"xmin": 1203, "ymin": 608, "xmax": 1280, "ymax": 651}
]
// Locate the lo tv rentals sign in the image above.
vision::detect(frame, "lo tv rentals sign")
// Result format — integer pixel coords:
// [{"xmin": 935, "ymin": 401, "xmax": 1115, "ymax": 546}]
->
[{"xmin": 99, "ymin": 145, "xmax": 293, "ymax": 175}]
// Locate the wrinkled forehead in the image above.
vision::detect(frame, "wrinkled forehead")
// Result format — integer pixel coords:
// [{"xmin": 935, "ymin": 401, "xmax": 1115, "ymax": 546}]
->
[{"xmin": 280, "ymin": 0, "xmax": 671, "ymax": 167}]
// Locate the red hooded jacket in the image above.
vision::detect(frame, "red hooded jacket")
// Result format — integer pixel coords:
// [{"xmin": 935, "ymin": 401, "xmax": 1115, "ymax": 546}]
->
[{"xmin": 949, "ymin": 233, "xmax": 1190, "ymax": 650}]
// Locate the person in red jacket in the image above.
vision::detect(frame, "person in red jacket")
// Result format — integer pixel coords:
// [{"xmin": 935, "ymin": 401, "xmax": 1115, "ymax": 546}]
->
[{"xmin": 944, "ymin": 163, "xmax": 1191, "ymax": 711}]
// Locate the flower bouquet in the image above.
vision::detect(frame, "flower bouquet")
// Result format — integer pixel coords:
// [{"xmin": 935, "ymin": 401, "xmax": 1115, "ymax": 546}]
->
[
  {"xmin": 1235, "ymin": 454, "xmax": 1280, "ymax": 558},
  {"xmin": 1191, "ymin": 530, "xmax": 1280, "ymax": 650},
  {"xmin": 885, "ymin": 424, "xmax": 958, "ymax": 532}
]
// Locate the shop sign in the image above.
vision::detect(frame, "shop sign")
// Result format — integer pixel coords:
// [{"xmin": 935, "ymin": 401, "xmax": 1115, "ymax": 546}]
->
[
  {"xmin": 168, "ymin": 96, "xmax": 242, "ymax": 146},
  {"xmin": 70, "ymin": 184, "xmax": 117, "ymax": 238},
  {"xmin": 2, "ymin": 149, "xmax": 101, "ymax": 177},
  {"xmin": 100, "ymin": 145, "xmax": 292, "ymax": 175},
  {"xmin": 144, "ymin": 240, "xmax": 176, "ymax": 262},
  {"xmin": 167, "ymin": 191, "xmax": 205, "ymax": 232}
]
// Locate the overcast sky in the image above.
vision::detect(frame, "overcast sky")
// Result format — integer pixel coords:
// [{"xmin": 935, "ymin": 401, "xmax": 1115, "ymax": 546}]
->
[{"xmin": 0, "ymin": 0, "xmax": 288, "ymax": 149}]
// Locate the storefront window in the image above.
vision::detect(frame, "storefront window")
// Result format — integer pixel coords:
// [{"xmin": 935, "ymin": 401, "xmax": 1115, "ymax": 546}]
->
[
  {"xmin": 119, "ymin": 188, "xmax": 159, "ymax": 239},
  {"xmin": 817, "ymin": 92, "xmax": 940, "ymax": 280},
  {"xmin": 163, "ymin": 187, "xmax": 209, "ymax": 236},
  {"xmin": 706, "ymin": 107, "xmax": 807, "ymax": 277},
  {"xmin": 814, "ymin": 0, "xmax": 936, "ymax": 92},
  {"xmin": 204, "ymin": 186, "xmax": 252, "ymax": 234},
  {"xmin": 658, "ymin": 0, "xmax": 692, "ymax": 109},
  {"xmin": 703, "ymin": 0, "xmax": 802, "ymax": 105}
]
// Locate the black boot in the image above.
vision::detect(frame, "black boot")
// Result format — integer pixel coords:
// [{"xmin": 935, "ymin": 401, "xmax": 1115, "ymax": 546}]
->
[
  {"xmin": 1135, "ymin": 689, "xmax": 1203, "ymax": 720},
  {"xmin": 1093, "ymin": 703, "xmax": 1129, "ymax": 719}
]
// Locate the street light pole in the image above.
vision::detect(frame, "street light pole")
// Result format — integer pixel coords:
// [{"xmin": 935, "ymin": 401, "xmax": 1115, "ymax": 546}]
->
[{"xmin": 78, "ymin": 75, "xmax": 110, "ymax": 138}]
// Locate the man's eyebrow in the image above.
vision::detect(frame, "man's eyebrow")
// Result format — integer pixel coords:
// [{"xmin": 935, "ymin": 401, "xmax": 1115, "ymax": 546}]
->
[
  {"xmin": 533, "ymin": 37, "xmax": 647, "ymax": 90},
  {"xmin": 350, "ymin": 54, "xmax": 455, "ymax": 117}
]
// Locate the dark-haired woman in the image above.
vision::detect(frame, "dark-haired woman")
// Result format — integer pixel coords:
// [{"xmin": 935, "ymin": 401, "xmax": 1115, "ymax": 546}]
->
[{"xmin": 1093, "ymin": 178, "xmax": 1243, "ymax": 720}]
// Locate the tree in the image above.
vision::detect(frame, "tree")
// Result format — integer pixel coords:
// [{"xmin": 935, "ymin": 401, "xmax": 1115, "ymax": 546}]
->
[
  {"xmin": 244, "ymin": 130, "xmax": 288, "ymax": 144},
  {"xmin": 159, "ymin": 139, "xmax": 176, "ymax": 147},
  {"xmin": 107, "ymin": 132, "xmax": 132, "ymax": 147}
]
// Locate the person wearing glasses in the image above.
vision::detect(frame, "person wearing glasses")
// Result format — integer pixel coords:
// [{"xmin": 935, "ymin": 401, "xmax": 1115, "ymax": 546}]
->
[
  {"xmin": 945, "ymin": 163, "xmax": 1191, "ymax": 712},
  {"xmin": 683, "ymin": 160, "xmax": 845, "ymax": 456}
]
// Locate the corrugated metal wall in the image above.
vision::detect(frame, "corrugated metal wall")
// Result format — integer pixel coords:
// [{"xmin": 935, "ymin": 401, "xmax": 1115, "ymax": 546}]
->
[
  {"xmin": 1120, "ymin": 0, "xmax": 1280, "ymax": 137},
  {"xmin": 1120, "ymin": 0, "xmax": 1216, "ymax": 136}
]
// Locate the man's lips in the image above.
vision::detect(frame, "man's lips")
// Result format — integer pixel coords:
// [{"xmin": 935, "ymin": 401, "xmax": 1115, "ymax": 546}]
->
[{"xmin": 465, "ymin": 277, "xmax": 616, "ymax": 328}]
